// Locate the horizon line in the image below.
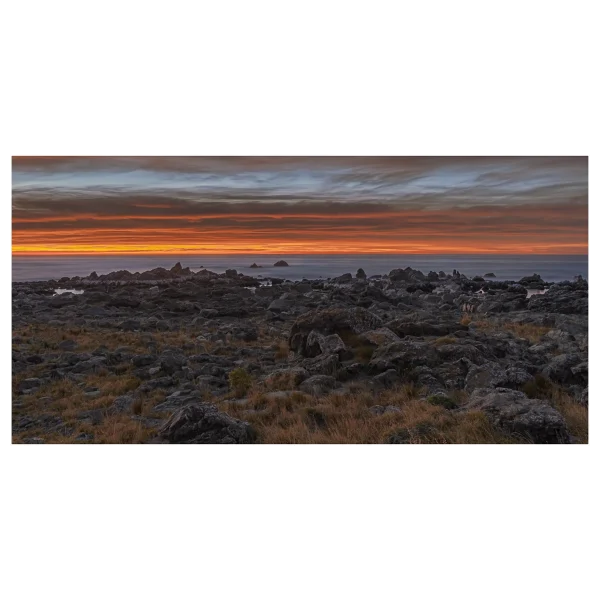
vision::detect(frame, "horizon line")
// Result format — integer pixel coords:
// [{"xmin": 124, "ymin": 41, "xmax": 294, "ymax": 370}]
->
[{"xmin": 12, "ymin": 251, "xmax": 589, "ymax": 257}]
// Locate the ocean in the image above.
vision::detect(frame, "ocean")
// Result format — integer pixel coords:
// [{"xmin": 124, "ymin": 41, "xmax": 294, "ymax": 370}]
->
[{"xmin": 11, "ymin": 254, "xmax": 588, "ymax": 283}]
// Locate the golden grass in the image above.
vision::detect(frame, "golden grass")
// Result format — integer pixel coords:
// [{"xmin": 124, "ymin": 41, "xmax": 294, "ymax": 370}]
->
[
  {"xmin": 472, "ymin": 320, "xmax": 552, "ymax": 343},
  {"xmin": 13, "ymin": 321, "xmax": 585, "ymax": 444},
  {"xmin": 553, "ymin": 397, "xmax": 588, "ymax": 443},
  {"xmin": 220, "ymin": 386, "xmax": 517, "ymax": 444},
  {"xmin": 518, "ymin": 374, "xmax": 588, "ymax": 443},
  {"xmin": 433, "ymin": 336, "xmax": 458, "ymax": 347},
  {"xmin": 12, "ymin": 369, "xmax": 166, "ymax": 443},
  {"xmin": 460, "ymin": 314, "xmax": 472, "ymax": 326},
  {"xmin": 274, "ymin": 340, "xmax": 290, "ymax": 361},
  {"xmin": 92, "ymin": 415, "xmax": 156, "ymax": 444}
]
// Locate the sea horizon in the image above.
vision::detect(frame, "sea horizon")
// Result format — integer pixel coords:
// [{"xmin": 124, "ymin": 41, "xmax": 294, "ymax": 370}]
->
[{"xmin": 12, "ymin": 252, "xmax": 588, "ymax": 283}]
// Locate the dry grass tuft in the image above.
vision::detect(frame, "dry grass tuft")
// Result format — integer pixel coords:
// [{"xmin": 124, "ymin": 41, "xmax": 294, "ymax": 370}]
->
[
  {"xmin": 94, "ymin": 416, "xmax": 156, "ymax": 444},
  {"xmin": 274, "ymin": 340, "xmax": 290, "ymax": 361},
  {"xmin": 353, "ymin": 344, "xmax": 375, "ymax": 363},
  {"xmin": 131, "ymin": 396, "xmax": 144, "ymax": 416},
  {"xmin": 472, "ymin": 320, "xmax": 552, "ymax": 343},
  {"xmin": 460, "ymin": 314, "xmax": 472, "ymax": 326},
  {"xmin": 433, "ymin": 336, "xmax": 458, "ymax": 347},
  {"xmin": 220, "ymin": 385, "xmax": 517, "ymax": 444},
  {"xmin": 518, "ymin": 375, "xmax": 588, "ymax": 443}
]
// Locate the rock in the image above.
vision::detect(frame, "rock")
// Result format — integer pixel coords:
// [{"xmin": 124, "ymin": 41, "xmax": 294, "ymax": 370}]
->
[
  {"xmin": 305, "ymin": 331, "xmax": 349, "ymax": 358},
  {"xmin": 225, "ymin": 269, "xmax": 238, "ymax": 277},
  {"xmin": 465, "ymin": 388, "xmax": 570, "ymax": 443},
  {"xmin": 157, "ymin": 403, "xmax": 256, "ymax": 443},
  {"xmin": 293, "ymin": 283, "xmax": 313, "ymax": 294},
  {"xmin": 356, "ymin": 268, "xmax": 367, "ymax": 279},
  {"xmin": 334, "ymin": 273, "xmax": 353, "ymax": 283},
  {"xmin": 301, "ymin": 353, "xmax": 341, "ymax": 377},
  {"xmin": 484, "ymin": 272, "xmax": 497, "ymax": 278},
  {"xmin": 373, "ymin": 369, "xmax": 401, "ymax": 388},
  {"xmin": 386, "ymin": 320, "xmax": 461, "ymax": 338},
  {"xmin": 369, "ymin": 340, "xmax": 439, "ymax": 374},
  {"xmin": 159, "ymin": 351, "xmax": 186, "ymax": 375},
  {"xmin": 249, "ymin": 263, "xmax": 261, "ymax": 269},
  {"xmin": 71, "ymin": 356, "xmax": 107, "ymax": 373},
  {"xmin": 49, "ymin": 294, "xmax": 79, "ymax": 308},
  {"xmin": 106, "ymin": 295, "xmax": 140, "ymax": 308},
  {"xmin": 358, "ymin": 327, "xmax": 401, "ymax": 347},
  {"xmin": 255, "ymin": 286, "xmax": 276, "ymax": 297},
  {"xmin": 58, "ymin": 340, "xmax": 77, "ymax": 351},
  {"xmin": 264, "ymin": 367, "xmax": 309, "ymax": 388},
  {"xmin": 289, "ymin": 307, "xmax": 383, "ymax": 356},
  {"xmin": 131, "ymin": 355, "xmax": 155, "ymax": 367},
  {"xmin": 273, "ymin": 260, "xmax": 289, "ymax": 267},
  {"xmin": 268, "ymin": 298, "xmax": 295, "ymax": 312},
  {"xmin": 388, "ymin": 267, "xmax": 425, "ymax": 282},
  {"xmin": 299, "ymin": 375, "xmax": 338, "ymax": 395},
  {"xmin": 542, "ymin": 353, "xmax": 587, "ymax": 385},
  {"xmin": 518, "ymin": 273, "xmax": 544, "ymax": 286},
  {"xmin": 154, "ymin": 391, "xmax": 206, "ymax": 413},
  {"xmin": 464, "ymin": 362, "xmax": 530, "ymax": 393},
  {"xmin": 369, "ymin": 405, "xmax": 402, "ymax": 416},
  {"xmin": 109, "ymin": 395, "xmax": 135, "ymax": 414},
  {"xmin": 77, "ymin": 409, "xmax": 104, "ymax": 424},
  {"xmin": 119, "ymin": 319, "xmax": 141, "ymax": 331},
  {"xmin": 17, "ymin": 378, "xmax": 42, "ymax": 392}
]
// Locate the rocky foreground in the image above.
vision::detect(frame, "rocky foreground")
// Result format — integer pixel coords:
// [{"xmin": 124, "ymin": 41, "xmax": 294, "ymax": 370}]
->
[{"xmin": 12, "ymin": 263, "xmax": 588, "ymax": 443}]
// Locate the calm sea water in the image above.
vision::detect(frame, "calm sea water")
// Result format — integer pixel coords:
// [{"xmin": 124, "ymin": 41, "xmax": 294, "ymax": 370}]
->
[{"xmin": 12, "ymin": 254, "xmax": 588, "ymax": 283}]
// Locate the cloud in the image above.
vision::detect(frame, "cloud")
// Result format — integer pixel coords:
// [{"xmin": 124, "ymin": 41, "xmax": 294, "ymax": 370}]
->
[{"xmin": 11, "ymin": 157, "xmax": 588, "ymax": 254}]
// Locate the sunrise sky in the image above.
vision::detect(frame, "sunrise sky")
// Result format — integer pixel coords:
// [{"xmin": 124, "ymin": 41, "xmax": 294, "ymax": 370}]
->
[{"xmin": 12, "ymin": 157, "xmax": 588, "ymax": 255}]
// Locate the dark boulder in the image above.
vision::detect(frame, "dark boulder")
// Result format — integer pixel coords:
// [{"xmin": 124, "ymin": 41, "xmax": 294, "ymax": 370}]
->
[
  {"xmin": 465, "ymin": 388, "xmax": 570, "ymax": 443},
  {"xmin": 157, "ymin": 403, "xmax": 256, "ymax": 443},
  {"xmin": 289, "ymin": 307, "xmax": 383, "ymax": 356}
]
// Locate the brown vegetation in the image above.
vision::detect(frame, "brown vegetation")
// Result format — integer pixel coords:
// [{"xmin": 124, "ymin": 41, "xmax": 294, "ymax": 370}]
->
[
  {"xmin": 220, "ymin": 384, "xmax": 518, "ymax": 444},
  {"xmin": 471, "ymin": 320, "xmax": 552, "ymax": 343},
  {"xmin": 12, "ymin": 323, "xmax": 586, "ymax": 444}
]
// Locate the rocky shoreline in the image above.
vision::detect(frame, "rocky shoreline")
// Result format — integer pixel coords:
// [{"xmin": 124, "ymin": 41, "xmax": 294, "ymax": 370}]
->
[{"xmin": 12, "ymin": 262, "xmax": 588, "ymax": 443}]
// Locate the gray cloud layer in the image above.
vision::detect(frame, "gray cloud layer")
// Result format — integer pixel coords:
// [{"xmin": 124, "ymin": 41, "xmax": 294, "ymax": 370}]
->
[{"xmin": 12, "ymin": 157, "xmax": 588, "ymax": 253}]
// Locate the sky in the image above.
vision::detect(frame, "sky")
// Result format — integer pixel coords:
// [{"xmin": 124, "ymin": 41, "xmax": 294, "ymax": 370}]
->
[{"xmin": 12, "ymin": 157, "xmax": 588, "ymax": 255}]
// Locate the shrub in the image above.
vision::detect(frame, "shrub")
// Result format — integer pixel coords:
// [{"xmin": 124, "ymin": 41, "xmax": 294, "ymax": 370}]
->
[
  {"xmin": 229, "ymin": 367, "xmax": 253, "ymax": 397},
  {"xmin": 521, "ymin": 373, "xmax": 552, "ymax": 399},
  {"xmin": 131, "ymin": 396, "xmax": 144, "ymax": 415},
  {"xmin": 353, "ymin": 344, "xmax": 374, "ymax": 363},
  {"xmin": 274, "ymin": 341, "xmax": 289, "ymax": 360},
  {"xmin": 427, "ymin": 394, "xmax": 458, "ymax": 410}
]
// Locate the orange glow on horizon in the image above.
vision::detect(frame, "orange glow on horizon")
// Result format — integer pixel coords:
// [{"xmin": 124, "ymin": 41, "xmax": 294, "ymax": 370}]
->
[
  {"xmin": 12, "ymin": 200, "xmax": 588, "ymax": 256},
  {"xmin": 12, "ymin": 243, "xmax": 589, "ymax": 256}
]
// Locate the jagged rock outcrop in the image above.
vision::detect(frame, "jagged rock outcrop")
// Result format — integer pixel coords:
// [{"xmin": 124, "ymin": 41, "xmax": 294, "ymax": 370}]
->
[{"xmin": 157, "ymin": 403, "xmax": 256, "ymax": 443}]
